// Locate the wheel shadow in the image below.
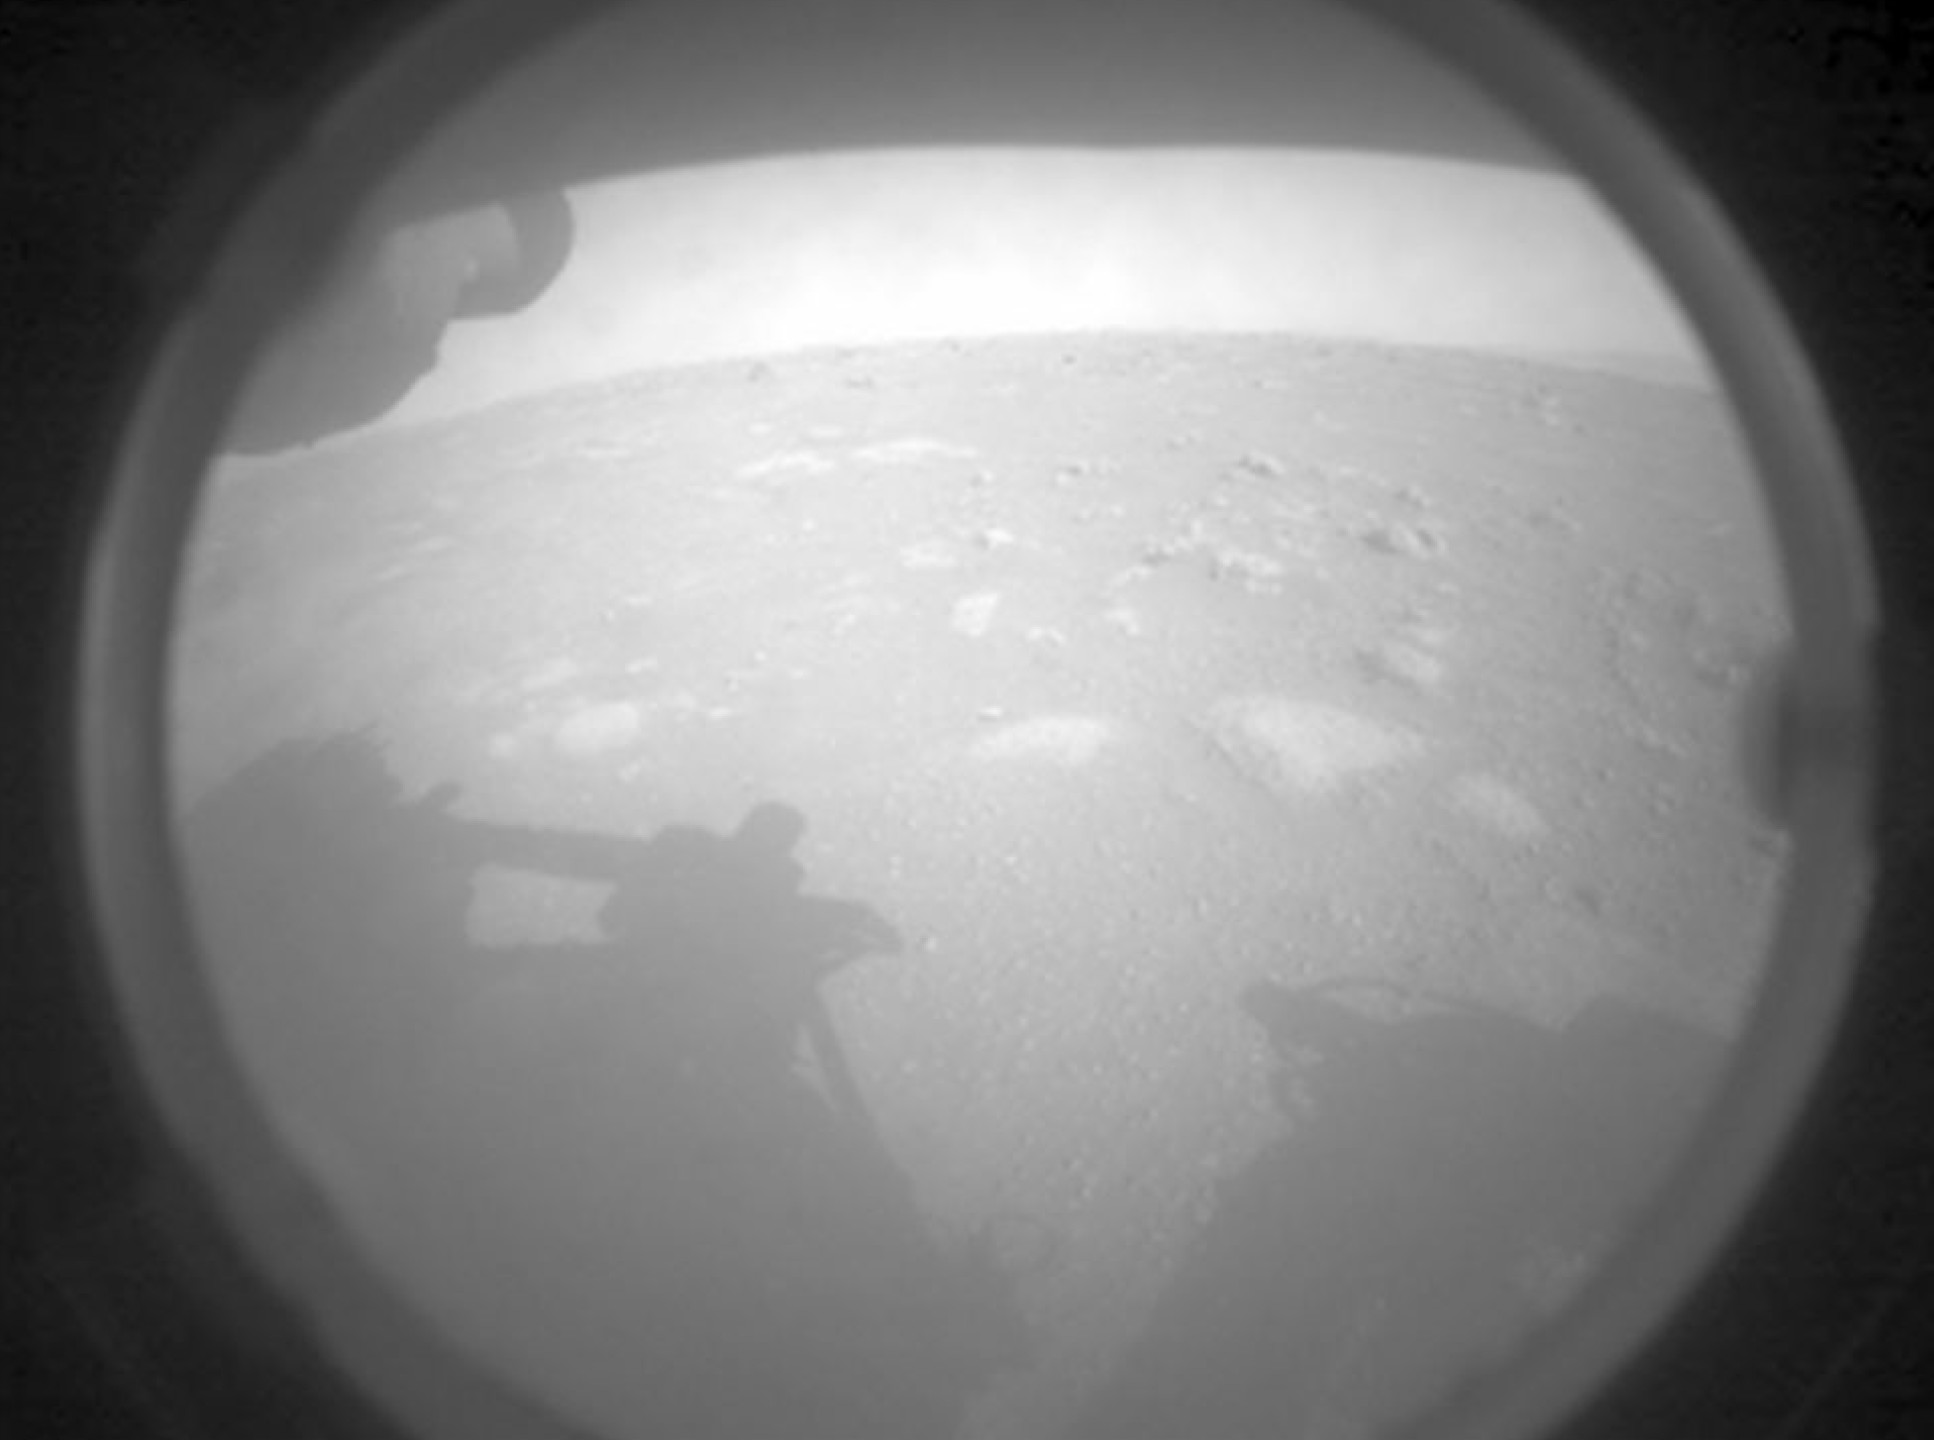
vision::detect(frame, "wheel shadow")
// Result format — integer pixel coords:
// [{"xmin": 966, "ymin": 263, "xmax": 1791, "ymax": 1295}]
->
[{"xmin": 1070, "ymin": 972, "xmax": 1730, "ymax": 1440}]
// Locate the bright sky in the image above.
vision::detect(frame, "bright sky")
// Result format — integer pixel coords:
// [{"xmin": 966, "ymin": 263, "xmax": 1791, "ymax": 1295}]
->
[{"xmin": 389, "ymin": 145, "xmax": 1713, "ymax": 430}]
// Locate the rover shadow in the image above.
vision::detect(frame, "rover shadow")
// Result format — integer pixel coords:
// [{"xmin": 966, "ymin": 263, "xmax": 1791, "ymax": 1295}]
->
[
  {"xmin": 1069, "ymin": 974, "xmax": 1730, "ymax": 1440},
  {"xmin": 173, "ymin": 731, "xmax": 1028, "ymax": 1440},
  {"xmin": 174, "ymin": 730, "xmax": 483, "ymax": 1155}
]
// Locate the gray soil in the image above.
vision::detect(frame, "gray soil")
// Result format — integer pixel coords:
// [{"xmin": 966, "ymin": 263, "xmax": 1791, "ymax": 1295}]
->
[{"xmin": 172, "ymin": 330, "xmax": 1788, "ymax": 1440}]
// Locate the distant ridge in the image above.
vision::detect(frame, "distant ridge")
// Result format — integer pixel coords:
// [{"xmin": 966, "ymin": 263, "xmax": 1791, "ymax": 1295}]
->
[
  {"xmin": 1534, "ymin": 348, "xmax": 1720, "ymax": 392},
  {"xmin": 211, "ymin": 329, "xmax": 1727, "ymax": 483}
]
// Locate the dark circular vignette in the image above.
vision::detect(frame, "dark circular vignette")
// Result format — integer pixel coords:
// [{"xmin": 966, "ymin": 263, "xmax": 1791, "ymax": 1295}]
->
[
  {"xmin": 1493, "ymin": 9, "xmax": 1934, "ymax": 1440},
  {"xmin": 7, "ymin": 4, "xmax": 1934, "ymax": 1440}
]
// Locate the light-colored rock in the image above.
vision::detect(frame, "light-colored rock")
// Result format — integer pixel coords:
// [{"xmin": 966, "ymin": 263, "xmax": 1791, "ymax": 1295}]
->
[
  {"xmin": 1449, "ymin": 772, "xmax": 1550, "ymax": 843},
  {"xmin": 1359, "ymin": 521, "xmax": 1447, "ymax": 559},
  {"xmin": 1206, "ymin": 546, "xmax": 1286, "ymax": 589},
  {"xmin": 737, "ymin": 449, "xmax": 832, "ymax": 478},
  {"xmin": 1231, "ymin": 450, "xmax": 1286, "ymax": 479},
  {"xmin": 854, "ymin": 436, "xmax": 978, "ymax": 465},
  {"xmin": 552, "ymin": 700, "xmax": 642, "ymax": 758},
  {"xmin": 969, "ymin": 714, "xmax": 1118, "ymax": 766},
  {"xmin": 1357, "ymin": 639, "xmax": 1448, "ymax": 691},
  {"xmin": 1206, "ymin": 697, "xmax": 1425, "ymax": 796}
]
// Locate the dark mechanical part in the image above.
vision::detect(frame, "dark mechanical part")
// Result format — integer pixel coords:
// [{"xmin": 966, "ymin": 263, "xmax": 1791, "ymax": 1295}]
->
[
  {"xmin": 451, "ymin": 189, "xmax": 574, "ymax": 318},
  {"xmin": 221, "ymin": 189, "xmax": 574, "ymax": 455}
]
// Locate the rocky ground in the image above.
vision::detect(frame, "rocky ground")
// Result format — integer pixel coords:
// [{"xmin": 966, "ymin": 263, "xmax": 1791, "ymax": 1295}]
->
[{"xmin": 173, "ymin": 330, "xmax": 1789, "ymax": 1440}]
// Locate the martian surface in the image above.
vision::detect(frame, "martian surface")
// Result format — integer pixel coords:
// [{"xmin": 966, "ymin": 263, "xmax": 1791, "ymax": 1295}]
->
[{"xmin": 170, "ymin": 329, "xmax": 1789, "ymax": 1440}]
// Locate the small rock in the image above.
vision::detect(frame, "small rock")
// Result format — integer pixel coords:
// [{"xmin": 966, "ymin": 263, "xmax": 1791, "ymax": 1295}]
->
[
  {"xmin": 858, "ymin": 437, "xmax": 976, "ymax": 465},
  {"xmin": 1357, "ymin": 640, "xmax": 1447, "ymax": 691},
  {"xmin": 970, "ymin": 714, "xmax": 1117, "ymax": 766},
  {"xmin": 1360, "ymin": 521, "xmax": 1446, "ymax": 559},
  {"xmin": 1207, "ymin": 547, "xmax": 1286, "ymax": 588},
  {"xmin": 1053, "ymin": 459, "xmax": 1105, "ymax": 486},
  {"xmin": 1232, "ymin": 450, "xmax": 1286, "ymax": 479}
]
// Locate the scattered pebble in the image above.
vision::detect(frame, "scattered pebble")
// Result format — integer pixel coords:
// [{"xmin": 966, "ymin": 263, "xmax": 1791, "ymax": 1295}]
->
[
  {"xmin": 1359, "ymin": 521, "xmax": 1446, "ymax": 559},
  {"xmin": 1689, "ymin": 641, "xmax": 1753, "ymax": 692},
  {"xmin": 1063, "ymin": 457, "xmax": 1121, "ymax": 482},
  {"xmin": 1206, "ymin": 547, "xmax": 1286, "ymax": 590}
]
